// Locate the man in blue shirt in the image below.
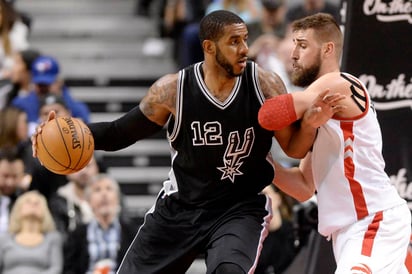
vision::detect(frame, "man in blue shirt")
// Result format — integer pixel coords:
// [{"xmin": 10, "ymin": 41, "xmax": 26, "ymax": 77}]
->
[{"xmin": 11, "ymin": 55, "xmax": 90, "ymax": 136}]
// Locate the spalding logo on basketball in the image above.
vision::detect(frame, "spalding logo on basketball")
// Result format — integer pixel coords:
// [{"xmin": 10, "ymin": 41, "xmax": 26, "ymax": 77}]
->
[{"xmin": 37, "ymin": 116, "xmax": 95, "ymax": 175}]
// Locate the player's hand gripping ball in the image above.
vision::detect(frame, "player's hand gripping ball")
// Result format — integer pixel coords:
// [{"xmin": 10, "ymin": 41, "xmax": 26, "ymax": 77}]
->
[{"xmin": 36, "ymin": 116, "xmax": 94, "ymax": 175}]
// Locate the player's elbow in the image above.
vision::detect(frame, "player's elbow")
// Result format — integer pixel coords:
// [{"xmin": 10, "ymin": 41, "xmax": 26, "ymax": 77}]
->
[{"xmin": 295, "ymin": 187, "xmax": 316, "ymax": 202}]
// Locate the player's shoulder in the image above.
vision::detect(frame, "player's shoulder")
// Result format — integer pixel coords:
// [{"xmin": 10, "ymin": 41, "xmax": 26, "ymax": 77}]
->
[
  {"xmin": 150, "ymin": 72, "xmax": 179, "ymax": 95},
  {"xmin": 311, "ymin": 72, "xmax": 348, "ymax": 89},
  {"xmin": 154, "ymin": 73, "xmax": 179, "ymax": 88},
  {"xmin": 255, "ymin": 64, "xmax": 287, "ymax": 98}
]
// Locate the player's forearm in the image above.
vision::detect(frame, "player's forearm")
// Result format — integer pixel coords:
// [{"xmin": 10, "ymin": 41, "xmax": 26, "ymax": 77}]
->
[
  {"xmin": 273, "ymin": 160, "xmax": 315, "ymax": 202},
  {"xmin": 88, "ymin": 105, "xmax": 162, "ymax": 151},
  {"xmin": 284, "ymin": 122, "xmax": 317, "ymax": 158},
  {"xmin": 274, "ymin": 114, "xmax": 318, "ymax": 159},
  {"xmin": 258, "ymin": 92, "xmax": 313, "ymax": 131}
]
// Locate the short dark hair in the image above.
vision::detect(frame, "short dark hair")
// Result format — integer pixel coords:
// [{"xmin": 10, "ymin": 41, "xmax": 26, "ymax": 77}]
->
[
  {"xmin": 199, "ymin": 10, "xmax": 245, "ymax": 43},
  {"xmin": 20, "ymin": 48, "xmax": 41, "ymax": 71},
  {"xmin": 0, "ymin": 146, "xmax": 19, "ymax": 162}
]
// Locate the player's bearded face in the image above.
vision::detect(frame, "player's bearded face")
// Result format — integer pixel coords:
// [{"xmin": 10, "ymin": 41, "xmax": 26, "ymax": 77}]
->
[
  {"xmin": 291, "ymin": 51, "xmax": 321, "ymax": 87},
  {"xmin": 215, "ymin": 45, "xmax": 241, "ymax": 77}
]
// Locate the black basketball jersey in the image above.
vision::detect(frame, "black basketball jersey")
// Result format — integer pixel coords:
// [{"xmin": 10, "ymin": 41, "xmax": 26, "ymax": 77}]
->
[{"xmin": 166, "ymin": 61, "xmax": 274, "ymax": 208}]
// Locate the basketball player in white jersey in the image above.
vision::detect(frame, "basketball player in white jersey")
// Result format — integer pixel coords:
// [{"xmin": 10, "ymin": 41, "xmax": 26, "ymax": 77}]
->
[{"xmin": 259, "ymin": 13, "xmax": 411, "ymax": 274}]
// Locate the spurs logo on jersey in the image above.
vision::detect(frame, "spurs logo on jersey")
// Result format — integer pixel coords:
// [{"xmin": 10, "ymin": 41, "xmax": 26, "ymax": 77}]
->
[
  {"xmin": 217, "ymin": 127, "xmax": 255, "ymax": 183},
  {"xmin": 166, "ymin": 61, "xmax": 274, "ymax": 205}
]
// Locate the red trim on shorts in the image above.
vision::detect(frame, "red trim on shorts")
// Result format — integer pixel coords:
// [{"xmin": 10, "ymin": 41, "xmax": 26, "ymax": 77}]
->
[
  {"xmin": 361, "ymin": 211, "xmax": 383, "ymax": 256},
  {"xmin": 341, "ymin": 122, "xmax": 368, "ymax": 219}
]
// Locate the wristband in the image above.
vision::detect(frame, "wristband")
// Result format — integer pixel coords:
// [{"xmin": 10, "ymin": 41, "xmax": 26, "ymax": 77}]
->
[{"xmin": 258, "ymin": 94, "xmax": 298, "ymax": 131}]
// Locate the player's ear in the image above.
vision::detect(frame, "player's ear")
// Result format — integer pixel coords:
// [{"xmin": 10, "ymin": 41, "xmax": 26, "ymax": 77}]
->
[
  {"xmin": 203, "ymin": 40, "xmax": 215, "ymax": 55},
  {"xmin": 322, "ymin": 42, "xmax": 334, "ymax": 57}
]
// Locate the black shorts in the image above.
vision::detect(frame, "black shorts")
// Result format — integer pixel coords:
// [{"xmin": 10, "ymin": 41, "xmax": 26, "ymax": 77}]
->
[{"xmin": 117, "ymin": 191, "xmax": 271, "ymax": 274}]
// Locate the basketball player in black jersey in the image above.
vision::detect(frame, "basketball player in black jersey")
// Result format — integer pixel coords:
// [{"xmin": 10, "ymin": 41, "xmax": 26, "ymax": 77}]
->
[{"xmin": 32, "ymin": 10, "xmax": 338, "ymax": 274}]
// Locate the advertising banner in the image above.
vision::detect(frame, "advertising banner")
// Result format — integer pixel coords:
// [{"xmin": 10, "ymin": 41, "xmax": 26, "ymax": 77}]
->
[{"xmin": 341, "ymin": 0, "xmax": 412, "ymax": 210}]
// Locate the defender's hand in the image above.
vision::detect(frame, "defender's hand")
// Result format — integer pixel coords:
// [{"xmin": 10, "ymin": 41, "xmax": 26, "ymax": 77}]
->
[{"xmin": 302, "ymin": 89, "xmax": 346, "ymax": 129}]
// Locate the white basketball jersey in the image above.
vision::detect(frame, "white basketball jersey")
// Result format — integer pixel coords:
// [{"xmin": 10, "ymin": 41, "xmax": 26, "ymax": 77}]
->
[{"xmin": 311, "ymin": 73, "xmax": 406, "ymax": 236}]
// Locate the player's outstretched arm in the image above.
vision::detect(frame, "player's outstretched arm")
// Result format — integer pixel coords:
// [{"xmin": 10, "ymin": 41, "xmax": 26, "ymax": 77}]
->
[
  {"xmin": 258, "ymin": 71, "xmax": 345, "ymax": 131},
  {"xmin": 87, "ymin": 74, "xmax": 177, "ymax": 151},
  {"xmin": 32, "ymin": 74, "xmax": 178, "ymax": 156},
  {"xmin": 259, "ymin": 86, "xmax": 346, "ymax": 131}
]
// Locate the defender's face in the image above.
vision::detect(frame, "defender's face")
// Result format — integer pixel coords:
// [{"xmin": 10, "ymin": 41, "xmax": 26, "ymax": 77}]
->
[
  {"xmin": 214, "ymin": 23, "xmax": 249, "ymax": 77},
  {"xmin": 290, "ymin": 29, "xmax": 322, "ymax": 87}
]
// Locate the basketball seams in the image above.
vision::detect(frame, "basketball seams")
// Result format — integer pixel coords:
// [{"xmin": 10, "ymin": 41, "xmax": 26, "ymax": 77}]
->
[
  {"xmin": 39, "ymin": 133, "xmax": 68, "ymax": 173},
  {"xmin": 55, "ymin": 117, "xmax": 73, "ymax": 168},
  {"xmin": 71, "ymin": 118, "xmax": 87, "ymax": 171},
  {"xmin": 37, "ymin": 117, "xmax": 94, "ymax": 175},
  {"xmin": 38, "ymin": 119, "xmax": 70, "ymax": 173}
]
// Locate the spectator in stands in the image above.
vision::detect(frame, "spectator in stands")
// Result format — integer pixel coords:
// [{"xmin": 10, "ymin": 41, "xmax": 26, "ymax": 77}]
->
[
  {"xmin": 3, "ymin": 48, "xmax": 41, "ymax": 106},
  {"xmin": 63, "ymin": 174, "xmax": 135, "ymax": 274},
  {"xmin": 161, "ymin": 0, "xmax": 209, "ymax": 68},
  {"xmin": 4, "ymin": 0, "xmax": 33, "ymax": 32},
  {"xmin": 248, "ymin": 0, "xmax": 287, "ymax": 53},
  {"xmin": 7, "ymin": 148, "xmax": 31, "ymax": 192},
  {"xmin": 11, "ymin": 55, "xmax": 90, "ymax": 136},
  {"xmin": 256, "ymin": 184, "xmax": 297, "ymax": 274},
  {"xmin": 38, "ymin": 93, "xmax": 71, "ymax": 122},
  {"xmin": 247, "ymin": 0, "xmax": 292, "ymax": 90},
  {"xmin": 0, "ymin": 190, "xmax": 63, "ymax": 274},
  {"xmin": 285, "ymin": 0, "xmax": 341, "ymax": 25},
  {"xmin": 48, "ymin": 155, "xmax": 98, "ymax": 240},
  {"xmin": 0, "ymin": 0, "xmax": 30, "ymax": 79},
  {"xmin": 0, "ymin": 150, "xmax": 26, "ymax": 233},
  {"xmin": 0, "ymin": 106, "xmax": 35, "ymax": 174},
  {"xmin": 206, "ymin": 0, "xmax": 262, "ymax": 24}
]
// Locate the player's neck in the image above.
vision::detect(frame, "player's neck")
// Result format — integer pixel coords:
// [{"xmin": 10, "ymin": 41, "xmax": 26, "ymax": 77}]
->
[
  {"xmin": 201, "ymin": 62, "xmax": 237, "ymax": 94},
  {"xmin": 319, "ymin": 63, "xmax": 340, "ymax": 78}
]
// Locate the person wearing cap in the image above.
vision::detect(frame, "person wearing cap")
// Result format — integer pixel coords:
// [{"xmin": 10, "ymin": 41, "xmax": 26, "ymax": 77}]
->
[
  {"xmin": 1, "ymin": 48, "xmax": 41, "ymax": 107},
  {"xmin": 10, "ymin": 55, "xmax": 90, "ymax": 136},
  {"xmin": 38, "ymin": 93, "xmax": 71, "ymax": 122}
]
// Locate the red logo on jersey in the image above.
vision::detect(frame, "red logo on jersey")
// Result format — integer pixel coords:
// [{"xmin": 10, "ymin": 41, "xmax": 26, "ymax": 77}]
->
[{"xmin": 350, "ymin": 263, "xmax": 372, "ymax": 274}]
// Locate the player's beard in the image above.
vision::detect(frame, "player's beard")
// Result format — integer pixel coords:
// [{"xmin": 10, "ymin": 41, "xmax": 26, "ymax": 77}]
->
[
  {"xmin": 291, "ymin": 53, "xmax": 321, "ymax": 87},
  {"xmin": 215, "ymin": 46, "xmax": 242, "ymax": 77}
]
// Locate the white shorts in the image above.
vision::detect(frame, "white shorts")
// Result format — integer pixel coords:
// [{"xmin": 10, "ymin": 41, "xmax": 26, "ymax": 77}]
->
[{"xmin": 332, "ymin": 203, "xmax": 411, "ymax": 274}]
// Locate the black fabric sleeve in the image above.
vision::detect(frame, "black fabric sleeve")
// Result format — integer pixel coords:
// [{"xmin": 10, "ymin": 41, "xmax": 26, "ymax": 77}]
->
[{"xmin": 87, "ymin": 105, "xmax": 163, "ymax": 151}]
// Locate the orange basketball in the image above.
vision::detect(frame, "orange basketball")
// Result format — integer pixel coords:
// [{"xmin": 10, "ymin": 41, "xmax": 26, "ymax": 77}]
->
[{"xmin": 36, "ymin": 116, "xmax": 94, "ymax": 175}]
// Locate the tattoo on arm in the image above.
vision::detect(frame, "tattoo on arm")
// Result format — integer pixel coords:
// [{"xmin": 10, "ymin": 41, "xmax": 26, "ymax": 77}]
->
[
  {"xmin": 258, "ymin": 68, "xmax": 287, "ymax": 99},
  {"xmin": 140, "ymin": 74, "xmax": 177, "ymax": 123}
]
